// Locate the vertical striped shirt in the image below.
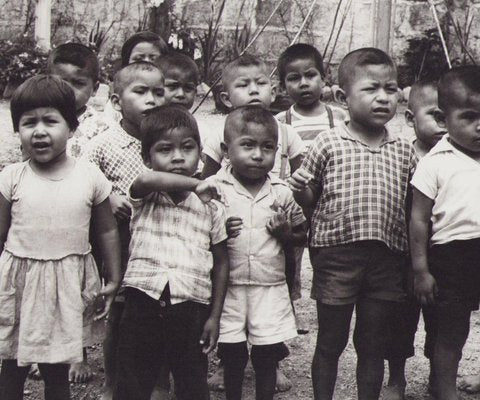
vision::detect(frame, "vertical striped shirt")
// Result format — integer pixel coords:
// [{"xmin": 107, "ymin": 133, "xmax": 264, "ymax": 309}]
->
[{"xmin": 302, "ymin": 122, "xmax": 417, "ymax": 252}]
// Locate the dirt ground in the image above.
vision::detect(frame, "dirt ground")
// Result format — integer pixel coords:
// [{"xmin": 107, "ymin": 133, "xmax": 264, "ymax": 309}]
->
[{"xmin": 2, "ymin": 98, "xmax": 480, "ymax": 399}]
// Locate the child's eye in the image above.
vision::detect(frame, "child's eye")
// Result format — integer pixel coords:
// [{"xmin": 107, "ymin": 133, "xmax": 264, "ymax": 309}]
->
[
  {"xmin": 155, "ymin": 89, "xmax": 165, "ymax": 97},
  {"xmin": 166, "ymin": 83, "xmax": 179, "ymax": 90},
  {"xmin": 257, "ymin": 80, "xmax": 268, "ymax": 86},
  {"xmin": 184, "ymin": 85, "xmax": 196, "ymax": 93}
]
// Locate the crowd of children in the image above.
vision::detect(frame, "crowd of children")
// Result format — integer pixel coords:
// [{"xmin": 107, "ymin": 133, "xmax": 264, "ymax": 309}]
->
[{"xmin": 0, "ymin": 27, "xmax": 480, "ymax": 400}]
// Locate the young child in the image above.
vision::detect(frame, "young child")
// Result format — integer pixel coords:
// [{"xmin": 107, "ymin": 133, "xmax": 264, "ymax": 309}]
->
[
  {"xmin": 275, "ymin": 43, "xmax": 347, "ymax": 326},
  {"xmin": 0, "ymin": 75, "xmax": 121, "ymax": 399},
  {"xmin": 113, "ymin": 104, "xmax": 229, "ymax": 400},
  {"xmin": 410, "ymin": 65, "xmax": 480, "ymax": 400},
  {"xmin": 209, "ymin": 105, "xmax": 306, "ymax": 400},
  {"xmin": 47, "ymin": 42, "xmax": 109, "ymax": 159},
  {"xmin": 201, "ymin": 53, "xmax": 305, "ymax": 392},
  {"xmin": 103, "ymin": 31, "xmax": 169, "ymax": 124},
  {"xmin": 157, "ymin": 51, "xmax": 199, "ymax": 110},
  {"xmin": 290, "ymin": 48, "xmax": 416, "ymax": 400},
  {"xmin": 82, "ymin": 61, "xmax": 165, "ymax": 399},
  {"xmin": 384, "ymin": 79, "xmax": 446, "ymax": 400}
]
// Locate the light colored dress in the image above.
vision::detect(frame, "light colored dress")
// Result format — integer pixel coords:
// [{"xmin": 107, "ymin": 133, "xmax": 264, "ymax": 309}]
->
[{"xmin": 0, "ymin": 160, "xmax": 111, "ymax": 366}]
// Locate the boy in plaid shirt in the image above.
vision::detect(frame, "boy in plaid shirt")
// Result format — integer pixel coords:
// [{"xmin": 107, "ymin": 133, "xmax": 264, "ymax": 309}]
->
[{"xmin": 290, "ymin": 48, "xmax": 416, "ymax": 400}]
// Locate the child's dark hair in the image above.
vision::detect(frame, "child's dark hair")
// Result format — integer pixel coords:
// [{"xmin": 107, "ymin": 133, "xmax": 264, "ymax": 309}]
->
[
  {"xmin": 338, "ymin": 47, "xmax": 396, "ymax": 91},
  {"xmin": 121, "ymin": 31, "xmax": 169, "ymax": 66},
  {"xmin": 277, "ymin": 43, "xmax": 325, "ymax": 84},
  {"xmin": 224, "ymin": 105, "xmax": 278, "ymax": 144},
  {"xmin": 11, "ymin": 74, "xmax": 79, "ymax": 132},
  {"xmin": 157, "ymin": 51, "xmax": 200, "ymax": 84},
  {"xmin": 113, "ymin": 61, "xmax": 163, "ymax": 95},
  {"xmin": 437, "ymin": 65, "xmax": 480, "ymax": 112},
  {"xmin": 47, "ymin": 43, "xmax": 100, "ymax": 83},
  {"xmin": 140, "ymin": 104, "xmax": 200, "ymax": 159},
  {"xmin": 222, "ymin": 53, "xmax": 268, "ymax": 87},
  {"xmin": 408, "ymin": 79, "xmax": 438, "ymax": 111}
]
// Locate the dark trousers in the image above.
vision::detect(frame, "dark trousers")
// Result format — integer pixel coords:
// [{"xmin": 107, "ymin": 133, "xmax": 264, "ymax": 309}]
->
[
  {"xmin": 113, "ymin": 287, "xmax": 210, "ymax": 400},
  {"xmin": 0, "ymin": 360, "xmax": 69, "ymax": 400}
]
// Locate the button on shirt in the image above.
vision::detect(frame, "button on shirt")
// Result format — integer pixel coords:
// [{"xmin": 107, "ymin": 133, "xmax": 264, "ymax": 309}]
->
[
  {"xmin": 211, "ymin": 166, "xmax": 305, "ymax": 286},
  {"xmin": 302, "ymin": 122, "xmax": 416, "ymax": 253},
  {"xmin": 82, "ymin": 123, "xmax": 146, "ymax": 195},
  {"xmin": 411, "ymin": 135, "xmax": 480, "ymax": 245},
  {"xmin": 123, "ymin": 191, "xmax": 227, "ymax": 304}
]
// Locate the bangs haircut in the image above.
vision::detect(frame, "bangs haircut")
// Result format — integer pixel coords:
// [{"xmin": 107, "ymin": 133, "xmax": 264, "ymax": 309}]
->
[
  {"xmin": 140, "ymin": 104, "xmax": 200, "ymax": 159},
  {"xmin": 224, "ymin": 105, "xmax": 278, "ymax": 144},
  {"xmin": 338, "ymin": 47, "xmax": 396, "ymax": 90},
  {"xmin": 121, "ymin": 31, "xmax": 169, "ymax": 66},
  {"xmin": 47, "ymin": 42, "xmax": 99, "ymax": 82},
  {"xmin": 277, "ymin": 43, "xmax": 325, "ymax": 84},
  {"xmin": 11, "ymin": 74, "xmax": 79, "ymax": 132},
  {"xmin": 437, "ymin": 65, "xmax": 480, "ymax": 112},
  {"xmin": 408, "ymin": 79, "xmax": 438, "ymax": 111},
  {"xmin": 157, "ymin": 51, "xmax": 200, "ymax": 84},
  {"xmin": 222, "ymin": 53, "xmax": 268, "ymax": 87},
  {"xmin": 113, "ymin": 61, "xmax": 163, "ymax": 95}
]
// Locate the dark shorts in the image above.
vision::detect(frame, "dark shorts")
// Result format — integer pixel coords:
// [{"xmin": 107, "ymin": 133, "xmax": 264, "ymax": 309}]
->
[
  {"xmin": 429, "ymin": 238, "xmax": 480, "ymax": 310},
  {"xmin": 310, "ymin": 241, "xmax": 406, "ymax": 305}
]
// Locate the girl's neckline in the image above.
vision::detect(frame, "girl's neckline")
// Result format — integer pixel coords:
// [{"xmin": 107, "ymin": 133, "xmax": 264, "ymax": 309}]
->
[{"xmin": 27, "ymin": 158, "xmax": 77, "ymax": 181}]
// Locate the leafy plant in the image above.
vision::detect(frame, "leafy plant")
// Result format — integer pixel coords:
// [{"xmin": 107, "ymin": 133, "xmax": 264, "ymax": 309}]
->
[{"xmin": 87, "ymin": 20, "xmax": 115, "ymax": 53}]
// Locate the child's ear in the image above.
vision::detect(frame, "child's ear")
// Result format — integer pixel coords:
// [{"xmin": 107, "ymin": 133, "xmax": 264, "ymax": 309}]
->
[
  {"xmin": 334, "ymin": 87, "xmax": 347, "ymax": 108},
  {"xmin": 220, "ymin": 141, "xmax": 229, "ymax": 160},
  {"xmin": 404, "ymin": 109, "xmax": 415, "ymax": 128},
  {"xmin": 220, "ymin": 91, "xmax": 232, "ymax": 110},
  {"xmin": 433, "ymin": 109, "xmax": 446, "ymax": 128},
  {"xmin": 270, "ymin": 84, "xmax": 277, "ymax": 103},
  {"xmin": 110, "ymin": 93, "xmax": 122, "ymax": 112}
]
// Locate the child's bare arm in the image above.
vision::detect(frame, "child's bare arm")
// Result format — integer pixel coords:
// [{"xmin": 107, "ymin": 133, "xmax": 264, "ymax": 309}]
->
[
  {"xmin": 289, "ymin": 169, "xmax": 318, "ymax": 207},
  {"xmin": 409, "ymin": 188, "xmax": 436, "ymax": 305},
  {"xmin": 0, "ymin": 194, "xmax": 11, "ymax": 251},
  {"xmin": 200, "ymin": 239, "xmax": 229, "ymax": 354},
  {"xmin": 201, "ymin": 155, "xmax": 221, "ymax": 179},
  {"xmin": 91, "ymin": 198, "xmax": 122, "ymax": 320},
  {"xmin": 266, "ymin": 214, "xmax": 307, "ymax": 247},
  {"xmin": 288, "ymin": 154, "xmax": 304, "ymax": 174}
]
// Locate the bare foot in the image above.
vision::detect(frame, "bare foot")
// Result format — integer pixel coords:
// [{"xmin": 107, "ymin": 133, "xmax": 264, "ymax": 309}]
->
[
  {"xmin": 275, "ymin": 367, "xmax": 292, "ymax": 392},
  {"xmin": 459, "ymin": 374, "xmax": 480, "ymax": 393},
  {"xmin": 28, "ymin": 363, "xmax": 41, "ymax": 380},
  {"xmin": 208, "ymin": 365, "xmax": 225, "ymax": 391},
  {"xmin": 69, "ymin": 360, "xmax": 93, "ymax": 383},
  {"xmin": 383, "ymin": 384, "xmax": 405, "ymax": 400},
  {"xmin": 150, "ymin": 385, "xmax": 170, "ymax": 400}
]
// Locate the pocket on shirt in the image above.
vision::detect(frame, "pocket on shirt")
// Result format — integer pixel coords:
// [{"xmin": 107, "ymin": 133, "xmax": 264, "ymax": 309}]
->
[{"xmin": 0, "ymin": 290, "xmax": 16, "ymax": 325}]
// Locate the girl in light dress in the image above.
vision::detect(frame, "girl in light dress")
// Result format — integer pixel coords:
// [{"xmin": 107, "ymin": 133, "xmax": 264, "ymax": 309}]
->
[{"xmin": 0, "ymin": 74, "xmax": 121, "ymax": 399}]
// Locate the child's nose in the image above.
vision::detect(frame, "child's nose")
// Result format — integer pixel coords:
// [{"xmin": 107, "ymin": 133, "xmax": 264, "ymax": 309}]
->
[
  {"xmin": 248, "ymin": 82, "xmax": 259, "ymax": 94},
  {"xmin": 145, "ymin": 91, "xmax": 156, "ymax": 104}
]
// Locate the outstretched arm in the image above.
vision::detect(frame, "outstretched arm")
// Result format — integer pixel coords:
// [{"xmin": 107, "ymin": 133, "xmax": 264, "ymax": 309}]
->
[
  {"xmin": 0, "ymin": 194, "xmax": 11, "ymax": 252},
  {"xmin": 409, "ymin": 188, "xmax": 436, "ymax": 305},
  {"xmin": 91, "ymin": 198, "xmax": 122, "ymax": 320},
  {"xmin": 200, "ymin": 240, "xmax": 229, "ymax": 354},
  {"xmin": 289, "ymin": 168, "xmax": 318, "ymax": 207}
]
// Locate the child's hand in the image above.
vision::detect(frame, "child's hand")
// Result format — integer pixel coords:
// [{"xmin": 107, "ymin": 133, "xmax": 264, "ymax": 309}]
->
[
  {"xmin": 266, "ymin": 211, "xmax": 292, "ymax": 244},
  {"xmin": 199, "ymin": 316, "xmax": 219, "ymax": 354},
  {"xmin": 414, "ymin": 272, "xmax": 438, "ymax": 305},
  {"xmin": 226, "ymin": 216, "xmax": 243, "ymax": 238},
  {"xmin": 195, "ymin": 181, "xmax": 222, "ymax": 204},
  {"xmin": 289, "ymin": 168, "xmax": 313, "ymax": 192},
  {"xmin": 109, "ymin": 194, "xmax": 132, "ymax": 220},
  {"xmin": 94, "ymin": 281, "xmax": 119, "ymax": 321}
]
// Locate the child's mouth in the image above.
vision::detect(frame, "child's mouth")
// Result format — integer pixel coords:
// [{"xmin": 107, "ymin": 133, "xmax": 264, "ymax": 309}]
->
[
  {"xmin": 372, "ymin": 107, "xmax": 390, "ymax": 115},
  {"xmin": 32, "ymin": 142, "xmax": 50, "ymax": 149}
]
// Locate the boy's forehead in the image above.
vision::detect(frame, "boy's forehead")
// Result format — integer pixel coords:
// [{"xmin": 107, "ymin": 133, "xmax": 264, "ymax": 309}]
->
[
  {"xmin": 226, "ymin": 118, "xmax": 277, "ymax": 141},
  {"xmin": 164, "ymin": 67, "xmax": 196, "ymax": 83},
  {"xmin": 446, "ymin": 82, "xmax": 480, "ymax": 110},
  {"xmin": 125, "ymin": 69, "xmax": 164, "ymax": 86},
  {"xmin": 351, "ymin": 64, "xmax": 397, "ymax": 84},
  {"xmin": 50, "ymin": 62, "xmax": 92, "ymax": 80},
  {"xmin": 230, "ymin": 65, "xmax": 269, "ymax": 80},
  {"xmin": 409, "ymin": 86, "xmax": 438, "ymax": 111}
]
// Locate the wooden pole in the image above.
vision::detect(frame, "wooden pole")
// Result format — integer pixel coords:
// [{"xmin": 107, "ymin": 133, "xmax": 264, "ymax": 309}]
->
[
  {"xmin": 35, "ymin": 0, "xmax": 52, "ymax": 52},
  {"xmin": 427, "ymin": 0, "xmax": 452, "ymax": 68},
  {"xmin": 372, "ymin": 0, "xmax": 393, "ymax": 53}
]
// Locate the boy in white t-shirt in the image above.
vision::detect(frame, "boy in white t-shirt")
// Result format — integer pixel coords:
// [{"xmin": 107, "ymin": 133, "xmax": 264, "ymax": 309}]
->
[{"xmin": 410, "ymin": 66, "xmax": 480, "ymax": 400}]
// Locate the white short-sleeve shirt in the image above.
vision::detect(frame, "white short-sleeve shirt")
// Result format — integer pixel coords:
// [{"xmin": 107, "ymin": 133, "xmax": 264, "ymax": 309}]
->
[{"xmin": 411, "ymin": 135, "xmax": 480, "ymax": 245}]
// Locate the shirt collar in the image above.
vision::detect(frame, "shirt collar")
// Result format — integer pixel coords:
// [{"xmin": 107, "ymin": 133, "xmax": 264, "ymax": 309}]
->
[
  {"xmin": 216, "ymin": 165, "xmax": 274, "ymax": 201},
  {"xmin": 428, "ymin": 134, "xmax": 455, "ymax": 155},
  {"xmin": 339, "ymin": 121, "xmax": 397, "ymax": 147}
]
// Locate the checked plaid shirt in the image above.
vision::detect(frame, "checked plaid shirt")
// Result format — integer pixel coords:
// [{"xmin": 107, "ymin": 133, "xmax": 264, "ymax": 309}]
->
[{"xmin": 302, "ymin": 122, "xmax": 417, "ymax": 253}]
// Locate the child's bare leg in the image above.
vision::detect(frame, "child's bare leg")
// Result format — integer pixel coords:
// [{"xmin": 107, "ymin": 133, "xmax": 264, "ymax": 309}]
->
[
  {"xmin": 252, "ymin": 344, "xmax": 287, "ymax": 400},
  {"xmin": 354, "ymin": 299, "xmax": 393, "ymax": 400},
  {"xmin": 69, "ymin": 347, "xmax": 93, "ymax": 383},
  {"xmin": 0, "ymin": 359, "xmax": 30, "ymax": 399},
  {"xmin": 150, "ymin": 363, "xmax": 170, "ymax": 400},
  {"xmin": 275, "ymin": 364, "xmax": 292, "ymax": 392},
  {"xmin": 384, "ymin": 358, "xmax": 406, "ymax": 400},
  {"xmin": 28, "ymin": 363, "xmax": 41, "ymax": 379},
  {"xmin": 38, "ymin": 363, "xmax": 70, "ymax": 399},
  {"xmin": 220, "ymin": 342, "xmax": 249, "ymax": 400},
  {"xmin": 458, "ymin": 374, "xmax": 480, "ymax": 393},
  {"xmin": 312, "ymin": 302, "xmax": 354, "ymax": 400}
]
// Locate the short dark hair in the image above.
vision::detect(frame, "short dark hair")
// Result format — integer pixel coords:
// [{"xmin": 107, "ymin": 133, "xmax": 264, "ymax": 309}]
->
[
  {"xmin": 408, "ymin": 79, "xmax": 438, "ymax": 111},
  {"xmin": 222, "ymin": 53, "xmax": 268, "ymax": 88},
  {"xmin": 338, "ymin": 47, "xmax": 396, "ymax": 91},
  {"xmin": 437, "ymin": 65, "xmax": 480, "ymax": 112},
  {"xmin": 224, "ymin": 105, "xmax": 278, "ymax": 144},
  {"xmin": 47, "ymin": 42, "xmax": 100, "ymax": 82},
  {"xmin": 157, "ymin": 51, "xmax": 200, "ymax": 84},
  {"xmin": 113, "ymin": 61, "xmax": 163, "ymax": 95},
  {"xmin": 11, "ymin": 74, "xmax": 79, "ymax": 132},
  {"xmin": 140, "ymin": 104, "xmax": 200, "ymax": 159},
  {"xmin": 121, "ymin": 31, "xmax": 169, "ymax": 66},
  {"xmin": 277, "ymin": 43, "xmax": 325, "ymax": 84}
]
